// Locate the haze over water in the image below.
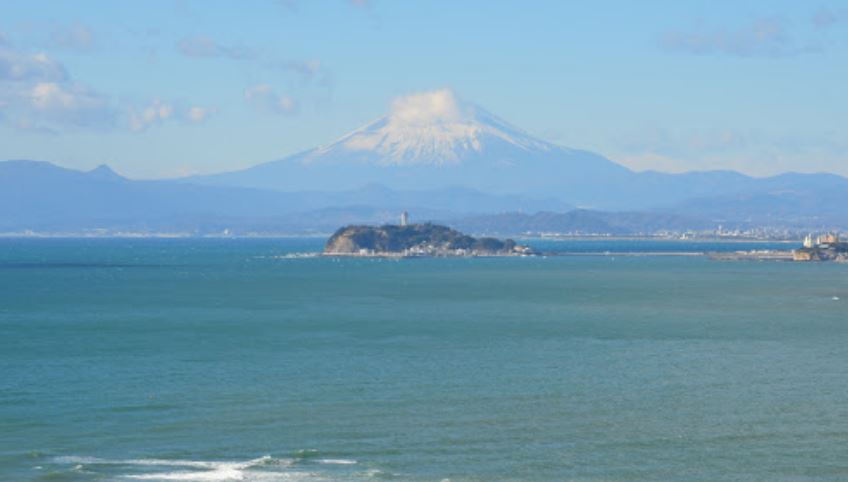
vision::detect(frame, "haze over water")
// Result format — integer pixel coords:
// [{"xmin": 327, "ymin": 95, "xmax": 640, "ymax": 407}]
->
[{"xmin": 2, "ymin": 238, "xmax": 847, "ymax": 481}]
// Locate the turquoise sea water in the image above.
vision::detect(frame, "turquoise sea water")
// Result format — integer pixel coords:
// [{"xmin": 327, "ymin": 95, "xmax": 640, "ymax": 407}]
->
[{"xmin": 1, "ymin": 238, "xmax": 847, "ymax": 481}]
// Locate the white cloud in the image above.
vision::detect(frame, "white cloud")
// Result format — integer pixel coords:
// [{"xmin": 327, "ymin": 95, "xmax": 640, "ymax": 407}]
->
[
  {"xmin": 244, "ymin": 84, "xmax": 298, "ymax": 115},
  {"xmin": 187, "ymin": 106, "xmax": 215, "ymax": 123},
  {"xmin": 0, "ymin": 41, "xmax": 114, "ymax": 129},
  {"xmin": 30, "ymin": 82, "xmax": 74, "ymax": 109},
  {"xmin": 388, "ymin": 88, "xmax": 469, "ymax": 126},
  {"xmin": 0, "ymin": 40, "xmax": 213, "ymax": 133},
  {"xmin": 0, "ymin": 46, "xmax": 68, "ymax": 82},
  {"xmin": 27, "ymin": 82, "xmax": 116, "ymax": 127},
  {"xmin": 128, "ymin": 100, "xmax": 216, "ymax": 131},
  {"xmin": 337, "ymin": 88, "xmax": 553, "ymax": 164},
  {"xmin": 128, "ymin": 99, "xmax": 173, "ymax": 131}
]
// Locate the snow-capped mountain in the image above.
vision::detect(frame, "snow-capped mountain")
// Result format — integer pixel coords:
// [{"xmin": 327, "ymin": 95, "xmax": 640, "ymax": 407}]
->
[
  {"xmin": 189, "ymin": 89, "xmax": 637, "ymax": 207},
  {"xmin": 308, "ymin": 89, "xmax": 556, "ymax": 166},
  {"xmin": 187, "ymin": 89, "xmax": 848, "ymax": 211}
]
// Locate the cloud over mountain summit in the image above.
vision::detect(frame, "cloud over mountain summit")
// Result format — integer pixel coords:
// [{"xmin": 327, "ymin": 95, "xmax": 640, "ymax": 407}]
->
[{"xmin": 322, "ymin": 89, "xmax": 554, "ymax": 166}]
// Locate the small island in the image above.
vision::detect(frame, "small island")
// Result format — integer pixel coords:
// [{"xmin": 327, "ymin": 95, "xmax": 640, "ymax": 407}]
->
[
  {"xmin": 793, "ymin": 233, "xmax": 848, "ymax": 262},
  {"xmin": 708, "ymin": 232, "xmax": 847, "ymax": 263},
  {"xmin": 324, "ymin": 216, "xmax": 533, "ymax": 257}
]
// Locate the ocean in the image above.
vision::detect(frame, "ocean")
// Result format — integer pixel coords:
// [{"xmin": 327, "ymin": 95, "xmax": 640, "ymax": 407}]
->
[{"xmin": 1, "ymin": 238, "xmax": 847, "ymax": 481}]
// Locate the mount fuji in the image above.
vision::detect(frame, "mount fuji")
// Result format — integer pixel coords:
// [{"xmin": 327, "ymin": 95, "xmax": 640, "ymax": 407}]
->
[
  {"xmin": 189, "ymin": 89, "xmax": 848, "ymax": 213},
  {"xmin": 190, "ymin": 89, "xmax": 640, "ymax": 207}
]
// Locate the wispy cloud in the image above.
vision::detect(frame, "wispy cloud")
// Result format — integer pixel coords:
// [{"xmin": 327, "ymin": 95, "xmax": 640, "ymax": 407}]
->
[
  {"xmin": 660, "ymin": 18, "xmax": 818, "ymax": 57},
  {"xmin": 27, "ymin": 81, "xmax": 117, "ymax": 128},
  {"xmin": 244, "ymin": 84, "xmax": 298, "ymax": 115},
  {"xmin": 186, "ymin": 105, "xmax": 215, "ymax": 123},
  {"xmin": 177, "ymin": 35, "xmax": 254, "ymax": 60},
  {"xmin": 0, "ymin": 45, "xmax": 68, "ymax": 82},
  {"xmin": 268, "ymin": 58, "xmax": 335, "ymax": 90},
  {"xmin": 250, "ymin": 58, "xmax": 334, "ymax": 116},
  {"xmin": 0, "ymin": 41, "xmax": 106, "ymax": 128},
  {"xmin": 128, "ymin": 99, "xmax": 215, "ymax": 131},
  {"xmin": 0, "ymin": 37, "xmax": 213, "ymax": 133},
  {"xmin": 50, "ymin": 23, "xmax": 95, "ymax": 52}
]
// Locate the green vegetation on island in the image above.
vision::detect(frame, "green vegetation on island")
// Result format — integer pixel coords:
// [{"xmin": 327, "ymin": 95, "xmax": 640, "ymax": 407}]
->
[{"xmin": 324, "ymin": 222, "xmax": 533, "ymax": 257}]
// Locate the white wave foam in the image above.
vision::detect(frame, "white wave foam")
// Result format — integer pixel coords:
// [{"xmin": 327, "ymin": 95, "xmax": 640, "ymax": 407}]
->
[
  {"xmin": 54, "ymin": 455, "xmax": 105, "ymax": 465},
  {"xmin": 268, "ymin": 253, "xmax": 320, "ymax": 259},
  {"xmin": 123, "ymin": 468, "xmax": 242, "ymax": 481},
  {"xmin": 53, "ymin": 455, "xmax": 308, "ymax": 481},
  {"xmin": 124, "ymin": 468, "xmax": 319, "ymax": 482},
  {"xmin": 316, "ymin": 459, "xmax": 357, "ymax": 465}
]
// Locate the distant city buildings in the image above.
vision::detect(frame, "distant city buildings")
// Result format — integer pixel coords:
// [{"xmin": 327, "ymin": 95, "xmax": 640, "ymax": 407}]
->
[{"xmin": 400, "ymin": 211, "xmax": 409, "ymax": 227}]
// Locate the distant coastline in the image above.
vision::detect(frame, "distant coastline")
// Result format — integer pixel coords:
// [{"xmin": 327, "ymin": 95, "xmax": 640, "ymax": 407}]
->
[{"xmin": 0, "ymin": 231, "xmax": 805, "ymax": 242}]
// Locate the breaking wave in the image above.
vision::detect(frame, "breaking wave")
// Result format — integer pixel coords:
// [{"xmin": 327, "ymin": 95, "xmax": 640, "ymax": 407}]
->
[{"xmin": 51, "ymin": 452, "xmax": 366, "ymax": 481}]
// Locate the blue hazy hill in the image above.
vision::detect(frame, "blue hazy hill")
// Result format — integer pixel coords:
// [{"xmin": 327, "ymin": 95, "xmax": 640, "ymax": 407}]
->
[{"xmin": 0, "ymin": 160, "xmax": 570, "ymax": 233}]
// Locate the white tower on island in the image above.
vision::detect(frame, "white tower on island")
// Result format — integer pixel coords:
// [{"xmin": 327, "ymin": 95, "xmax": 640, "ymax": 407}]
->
[
  {"xmin": 803, "ymin": 234, "xmax": 814, "ymax": 248},
  {"xmin": 400, "ymin": 211, "xmax": 409, "ymax": 227}
]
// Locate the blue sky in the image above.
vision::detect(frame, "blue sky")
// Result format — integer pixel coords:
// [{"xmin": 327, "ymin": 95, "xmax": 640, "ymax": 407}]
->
[{"xmin": 0, "ymin": 0, "xmax": 846, "ymax": 178}]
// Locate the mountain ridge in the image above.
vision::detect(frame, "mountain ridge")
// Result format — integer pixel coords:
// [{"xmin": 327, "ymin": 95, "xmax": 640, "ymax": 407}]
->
[
  {"xmin": 0, "ymin": 160, "xmax": 572, "ymax": 233},
  {"xmin": 183, "ymin": 90, "xmax": 848, "ymax": 212}
]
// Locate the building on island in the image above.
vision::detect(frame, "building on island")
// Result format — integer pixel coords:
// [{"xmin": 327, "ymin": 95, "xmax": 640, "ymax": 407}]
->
[
  {"xmin": 400, "ymin": 211, "xmax": 409, "ymax": 227},
  {"xmin": 794, "ymin": 232, "xmax": 847, "ymax": 262},
  {"xmin": 803, "ymin": 234, "xmax": 814, "ymax": 248},
  {"xmin": 817, "ymin": 233, "xmax": 839, "ymax": 246}
]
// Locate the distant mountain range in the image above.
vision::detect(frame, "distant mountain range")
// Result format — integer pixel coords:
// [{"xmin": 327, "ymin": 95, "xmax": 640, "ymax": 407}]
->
[
  {"xmin": 3, "ymin": 90, "xmax": 847, "ymax": 235},
  {"xmin": 0, "ymin": 160, "xmax": 570, "ymax": 233},
  {"xmin": 186, "ymin": 90, "xmax": 848, "ymax": 215}
]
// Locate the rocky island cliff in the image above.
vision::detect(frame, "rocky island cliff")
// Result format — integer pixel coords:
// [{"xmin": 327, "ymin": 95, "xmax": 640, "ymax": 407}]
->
[{"xmin": 324, "ymin": 223, "xmax": 532, "ymax": 257}]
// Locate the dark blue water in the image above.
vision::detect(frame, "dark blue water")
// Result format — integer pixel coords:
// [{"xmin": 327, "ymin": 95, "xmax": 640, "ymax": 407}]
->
[
  {"xmin": 1, "ymin": 238, "xmax": 847, "ymax": 481},
  {"xmin": 526, "ymin": 237, "xmax": 792, "ymax": 254}
]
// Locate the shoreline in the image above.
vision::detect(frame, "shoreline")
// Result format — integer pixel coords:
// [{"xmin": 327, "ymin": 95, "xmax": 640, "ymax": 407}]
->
[
  {"xmin": 321, "ymin": 251, "xmax": 733, "ymax": 259},
  {"xmin": 0, "ymin": 233, "xmax": 802, "ymax": 242}
]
